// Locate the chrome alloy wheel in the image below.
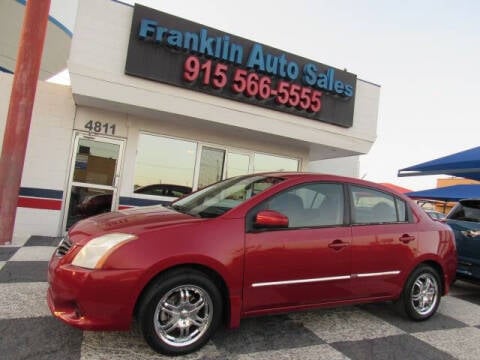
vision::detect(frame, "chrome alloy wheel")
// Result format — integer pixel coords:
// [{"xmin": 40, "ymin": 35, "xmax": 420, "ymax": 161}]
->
[
  {"xmin": 410, "ymin": 273, "xmax": 439, "ymax": 316},
  {"xmin": 153, "ymin": 285, "xmax": 213, "ymax": 347}
]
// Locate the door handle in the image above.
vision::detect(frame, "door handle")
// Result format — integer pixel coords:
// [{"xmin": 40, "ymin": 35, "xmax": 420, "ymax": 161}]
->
[
  {"xmin": 399, "ymin": 234, "xmax": 415, "ymax": 243},
  {"xmin": 328, "ymin": 239, "xmax": 349, "ymax": 250}
]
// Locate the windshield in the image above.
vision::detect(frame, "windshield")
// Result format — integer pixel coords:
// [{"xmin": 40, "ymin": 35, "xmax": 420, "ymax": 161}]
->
[
  {"xmin": 447, "ymin": 200, "xmax": 480, "ymax": 222},
  {"xmin": 171, "ymin": 175, "xmax": 284, "ymax": 218}
]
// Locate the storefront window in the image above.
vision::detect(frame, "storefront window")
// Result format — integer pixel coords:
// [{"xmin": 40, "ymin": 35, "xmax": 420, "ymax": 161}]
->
[
  {"xmin": 226, "ymin": 152, "xmax": 250, "ymax": 178},
  {"xmin": 133, "ymin": 133, "xmax": 300, "ymax": 195},
  {"xmin": 253, "ymin": 153, "xmax": 299, "ymax": 172},
  {"xmin": 134, "ymin": 134, "xmax": 197, "ymax": 189}
]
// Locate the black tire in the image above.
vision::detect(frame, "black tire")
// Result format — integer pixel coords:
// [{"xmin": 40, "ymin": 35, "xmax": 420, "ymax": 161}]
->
[
  {"xmin": 396, "ymin": 265, "xmax": 442, "ymax": 321},
  {"xmin": 138, "ymin": 268, "xmax": 223, "ymax": 355}
]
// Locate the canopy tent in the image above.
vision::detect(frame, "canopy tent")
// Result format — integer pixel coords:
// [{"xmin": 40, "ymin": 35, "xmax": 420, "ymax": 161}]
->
[
  {"xmin": 398, "ymin": 146, "xmax": 480, "ymax": 181},
  {"xmin": 406, "ymin": 184, "xmax": 480, "ymax": 202}
]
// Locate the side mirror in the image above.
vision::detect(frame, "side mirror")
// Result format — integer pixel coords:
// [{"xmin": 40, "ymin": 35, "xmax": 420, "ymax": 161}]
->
[{"xmin": 254, "ymin": 210, "xmax": 289, "ymax": 228}]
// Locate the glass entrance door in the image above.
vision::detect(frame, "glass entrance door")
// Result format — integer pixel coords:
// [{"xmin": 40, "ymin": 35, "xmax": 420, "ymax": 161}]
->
[
  {"xmin": 197, "ymin": 146, "xmax": 226, "ymax": 189},
  {"xmin": 63, "ymin": 134, "xmax": 124, "ymax": 230}
]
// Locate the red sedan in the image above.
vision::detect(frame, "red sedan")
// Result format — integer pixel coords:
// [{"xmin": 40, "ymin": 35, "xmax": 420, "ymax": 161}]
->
[{"xmin": 48, "ymin": 173, "xmax": 457, "ymax": 355}]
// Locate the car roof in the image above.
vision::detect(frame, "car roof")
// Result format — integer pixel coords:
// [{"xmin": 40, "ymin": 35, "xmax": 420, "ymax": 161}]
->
[
  {"xmin": 255, "ymin": 171, "xmax": 361, "ymax": 181},
  {"xmin": 252, "ymin": 172, "xmax": 408, "ymax": 196}
]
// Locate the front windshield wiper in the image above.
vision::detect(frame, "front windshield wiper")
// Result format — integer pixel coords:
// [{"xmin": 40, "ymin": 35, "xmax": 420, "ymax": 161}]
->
[
  {"xmin": 168, "ymin": 204, "xmax": 202, "ymax": 218},
  {"xmin": 198, "ymin": 206, "xmax": 226, "ymax": 218},
  {"xmin": 198, "ymin": 211, "xmax": 219, "ymax": 218}
]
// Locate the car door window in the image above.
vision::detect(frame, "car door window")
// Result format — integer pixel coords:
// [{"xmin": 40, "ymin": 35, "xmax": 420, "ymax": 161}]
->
[
  {"xmin": 350, "ymin": 185, "xmax": 407, "ymax": 224},
  {"xmin": 395, "ymin": 197, "xmax": 408, "ymax": 222},
  {"xmin": 266, "ymin": 183, "xmax": 344, "ymax": 228}
]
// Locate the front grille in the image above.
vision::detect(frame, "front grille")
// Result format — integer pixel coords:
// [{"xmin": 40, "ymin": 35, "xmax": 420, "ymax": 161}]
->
[{"xmin": 56, "ymin": 235, "xmax": 73, "ymax": 256}]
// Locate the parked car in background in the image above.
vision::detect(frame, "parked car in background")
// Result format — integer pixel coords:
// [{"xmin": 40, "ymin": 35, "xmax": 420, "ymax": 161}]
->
[
  {"xmin": 445, "ymin": 199, "xmax": 480, "ymax": 282},
  {"xmin": 425, "ymin": 210, "xmax": 446, "ymax": 221},
  {"xmin": 76, "ymin": 184, "xmax": 193, "ymax": 217},
  {"xmin": 49, "ymin": 173, "xmax": 457, "ymax": 355},
  {"xmin": 75, "ymin": 192, "xmax": 112, "ymax": 217},
  {"xmin": 134, "ymin": 184, "xmax": 192, "ymax": 198}
]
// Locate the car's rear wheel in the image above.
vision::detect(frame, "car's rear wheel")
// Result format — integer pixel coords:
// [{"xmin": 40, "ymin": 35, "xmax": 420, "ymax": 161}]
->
[
  {"xmin": 138, "ymin": 269, "xmax": 223, "ymax": 355},
  {"xmin": 397, "ymin": 265, "xmax": 441, "ymax": 320}
]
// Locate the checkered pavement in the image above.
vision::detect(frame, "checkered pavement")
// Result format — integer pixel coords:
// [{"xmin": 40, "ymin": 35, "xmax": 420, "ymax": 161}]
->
[{"xmin": 2, "ymin": 236, "xmax": 480, "ymax": 359}]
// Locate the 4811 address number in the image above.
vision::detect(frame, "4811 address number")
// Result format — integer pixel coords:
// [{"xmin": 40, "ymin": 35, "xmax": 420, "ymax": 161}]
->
[
  {"xmin": 84, "ymin": 120, "xmax": 116, "ymax": 136},
  {"xmin": 183, "ymin": 55, "xmax": 322, "ymax": 113}
]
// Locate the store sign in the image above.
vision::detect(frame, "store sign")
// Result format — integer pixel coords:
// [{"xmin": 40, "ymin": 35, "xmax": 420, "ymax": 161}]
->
[{"xmin": 125, "ymin": 4, "xmax": 357, "ymax": 128}]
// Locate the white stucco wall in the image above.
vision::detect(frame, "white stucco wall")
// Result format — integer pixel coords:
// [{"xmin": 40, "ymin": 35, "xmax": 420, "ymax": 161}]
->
[
  {"xmin": 308, "ymin": 156, "xmax": 360, "ymax": 178},
  {"xmin": 68, "ymin": 0, "xmax": 380, "ymax": 162},
  {"xmin": 0, "ymin": 73, "xmax": 75, "ymax": 240},
  {"xmin": 73, "ymin": 105, "xmax": 309, "ymax": 199},
  {"xmin": 0, "ymin": 0, "xmax": 72, "ymax": 80}
]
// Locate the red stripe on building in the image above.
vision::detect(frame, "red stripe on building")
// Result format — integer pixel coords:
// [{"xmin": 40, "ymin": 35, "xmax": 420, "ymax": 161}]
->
[{"xmin": 18, "ymin": 196, "xmax": 62, "ymax": 210}]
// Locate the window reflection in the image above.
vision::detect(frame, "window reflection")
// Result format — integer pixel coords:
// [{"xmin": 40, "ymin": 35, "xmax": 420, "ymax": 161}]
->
[
  {"xmin": 226, "ymin": 152, "xmax": 250, "ymax": 178},
  {"xmin": 66, "ymin": 186, "xmax": 113, "ymax": 229},
  {"xmin": 350, "ymin": 186, "xmax": 402, "ymax": 224},
  {"xmin": 73, "ymin": 139, "xmax": 119, "ymax": 186},
  {"xmin": 134, "ymin": 134, "xmax": 197, "ymax": 189},
  {"xmin": 197, "ymin": 147, "xmax": 225, "ymax": 189},
  {"xmin": 253, "ymin": 153, "xmax": 298, "ymax": 173},
  {"xmin": 267, "ymin": 183, "xmax": 344, "ymax": 228},
  {"xmin": 133, "ymin": 133, "xmax": 300, "ymax": 194},
  {"xmin": 134, "ymin": 184, "xmax": 192, "ymax": 197}
]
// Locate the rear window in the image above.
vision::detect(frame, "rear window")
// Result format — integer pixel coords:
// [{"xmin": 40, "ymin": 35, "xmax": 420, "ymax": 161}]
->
[
  {"xmin": 350, "ymin": 185, "xmax": 408, "ymax": 224},
  {"xmin": 447, "ymin": 200, "xmax": 480, "ymax": 222}
]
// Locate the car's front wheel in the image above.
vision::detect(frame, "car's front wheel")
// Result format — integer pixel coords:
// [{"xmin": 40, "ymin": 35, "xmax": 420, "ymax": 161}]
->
[
  {"xmin": 397, "ymin": 265, "xmax": 441, "ymax": 320},
  {"xmin": 138, "ymin": 269, "xmax": 223, "ymax": 355}
]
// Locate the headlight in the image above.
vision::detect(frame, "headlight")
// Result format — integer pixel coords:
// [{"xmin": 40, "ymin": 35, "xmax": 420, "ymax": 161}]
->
[{"xmin": 72, "ymin": 233, "xmax": 137, "ymax": 269}]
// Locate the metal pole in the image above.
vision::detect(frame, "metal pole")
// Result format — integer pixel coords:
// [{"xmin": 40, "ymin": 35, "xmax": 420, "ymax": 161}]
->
[{"xmin": 0, "ymin": 0, "xmax": 51, "ymax": 244}]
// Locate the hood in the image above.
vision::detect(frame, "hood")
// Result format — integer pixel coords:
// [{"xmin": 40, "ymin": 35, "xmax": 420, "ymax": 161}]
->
[{"xmin": 68, "ymin": 205, "xmax": 203, "ymax": 245}]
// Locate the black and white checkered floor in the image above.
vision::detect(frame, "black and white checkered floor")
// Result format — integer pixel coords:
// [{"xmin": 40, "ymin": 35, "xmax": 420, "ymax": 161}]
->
[{"xmin": 2, "ymin": 236, "xmax": 480, "ymax": 359}]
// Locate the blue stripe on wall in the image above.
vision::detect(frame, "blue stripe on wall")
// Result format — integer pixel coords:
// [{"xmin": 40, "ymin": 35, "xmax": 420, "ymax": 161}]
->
[
  {"xmin": 13, "ymin": 0, "xmax": 134, "ymax": 40},
  {"xmin": 19, "ymin": 187, "xmax": 63, "ymax": 199},
  {"xmin": 119, "ymin": 197, "xmax": 172, "ymax": 207},
  {"xmin": 0, "ymin": 65, "xmax": 14, "ymax": 74},
  {"xmin": 18, "ymin": 188, "xmax": 174, "ymax": 206}
]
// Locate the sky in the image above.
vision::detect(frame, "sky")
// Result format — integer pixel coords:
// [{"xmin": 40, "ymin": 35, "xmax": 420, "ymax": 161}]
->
[{"xmin": 49, "ymin": 0, "xmax": 480, "ymax": 191}]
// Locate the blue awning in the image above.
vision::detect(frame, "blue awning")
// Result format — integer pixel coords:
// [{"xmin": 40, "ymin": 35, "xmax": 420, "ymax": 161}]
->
[
  {"xmin": 406, "ymin": 184, "xmax": 480, "ymax": 202},
  {"xmin": 398, "ymin": 146, "xmax": 480, "ymax": 181}
]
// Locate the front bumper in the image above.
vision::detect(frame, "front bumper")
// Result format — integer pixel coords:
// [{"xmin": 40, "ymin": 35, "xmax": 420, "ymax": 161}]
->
[{"xmin": 47, "ymin": 254, "xmax": 143, "ymax": 331}]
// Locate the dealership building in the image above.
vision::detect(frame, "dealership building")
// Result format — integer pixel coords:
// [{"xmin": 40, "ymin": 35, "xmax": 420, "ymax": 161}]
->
[{"xmin": 0, "ymin": 0, "xmax": 380, "ymax": 241}]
